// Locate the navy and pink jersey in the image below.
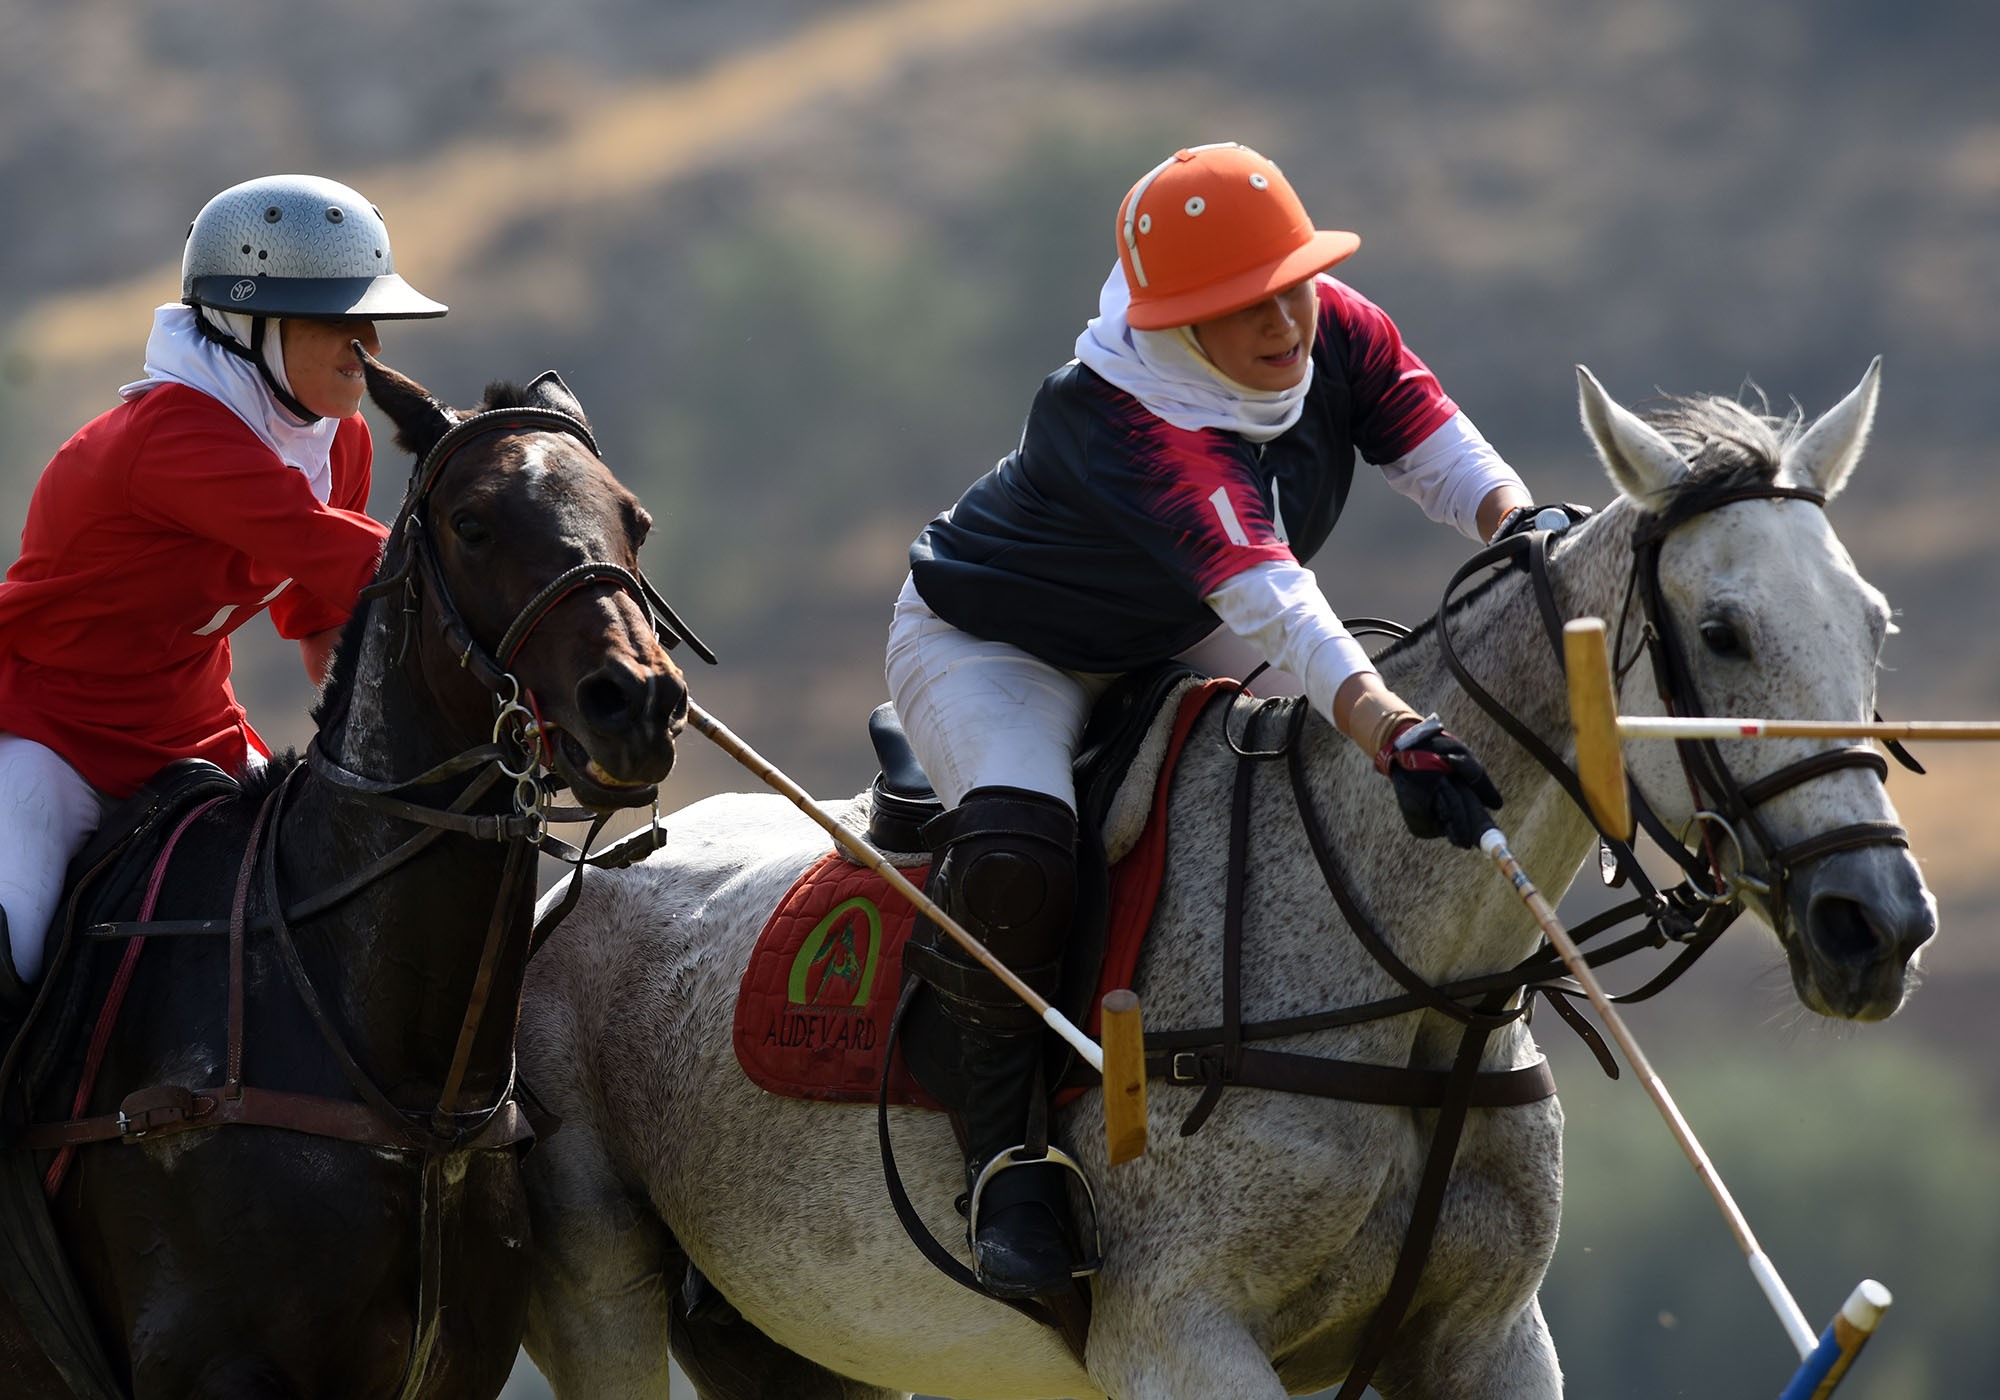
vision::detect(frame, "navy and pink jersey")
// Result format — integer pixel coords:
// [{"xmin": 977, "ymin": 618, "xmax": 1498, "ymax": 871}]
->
[
  {"xmin": 0, "ymin": 384, "xmax": 388, "ymax": 796},
  {"xmin": 909, "ymin": 278, "xmax": 1458, "ymax": 672}
]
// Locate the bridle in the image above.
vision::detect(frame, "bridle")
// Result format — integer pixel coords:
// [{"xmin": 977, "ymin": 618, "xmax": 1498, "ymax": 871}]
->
[
  {"xmin": 1442, "ymin": 480, "xmax": 1912, "ymax": 947},
  {"xmin": 349, "ymin": 405, "xmax": 713, "ymax": 830},
  {"xmin": 1618, "ymin": 482, "xmax": 1911, "ymax": 920},
  {"xmin": 60, "ymin": 405, "xmax": 715, "ymax": 1142}
]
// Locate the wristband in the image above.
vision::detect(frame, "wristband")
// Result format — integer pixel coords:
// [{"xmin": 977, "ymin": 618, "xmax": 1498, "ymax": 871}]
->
[{"xmin": 1348, "ymin": 691, "xmax": 1423, "ymax": 757}]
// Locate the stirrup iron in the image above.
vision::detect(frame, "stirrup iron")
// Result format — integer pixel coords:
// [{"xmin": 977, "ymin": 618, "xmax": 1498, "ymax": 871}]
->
[{"xmin": 967, "ymin": 1143, "xmax": 1104, "ymax": 1279}]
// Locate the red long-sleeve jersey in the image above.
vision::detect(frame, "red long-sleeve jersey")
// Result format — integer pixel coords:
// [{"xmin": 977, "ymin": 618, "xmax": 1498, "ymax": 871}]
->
[{"xmin": 0, "ymin": 384, "xmax": 389, "ymax": 797}]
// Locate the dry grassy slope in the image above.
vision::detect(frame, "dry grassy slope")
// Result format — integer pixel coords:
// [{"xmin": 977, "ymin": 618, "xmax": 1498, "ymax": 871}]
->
[{"xmin": 3, "ymin": 0, "xmax": 1998, "ymax": 984}]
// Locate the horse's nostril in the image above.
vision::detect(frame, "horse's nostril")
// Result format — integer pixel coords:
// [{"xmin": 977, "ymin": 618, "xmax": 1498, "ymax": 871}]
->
[
  {"xmin": 577, "ymin": 666, "xmax": 641, "ymax": 732},
  {"xmin": 1811, "ymin": 896, "xmax": 1884, "ymax": 966}
]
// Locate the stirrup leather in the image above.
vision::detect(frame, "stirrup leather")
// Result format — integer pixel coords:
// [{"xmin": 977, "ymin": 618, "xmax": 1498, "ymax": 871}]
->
[{"xmin": 967, "ymin": 1143, "xmax": 1105, "ymax": 1280}]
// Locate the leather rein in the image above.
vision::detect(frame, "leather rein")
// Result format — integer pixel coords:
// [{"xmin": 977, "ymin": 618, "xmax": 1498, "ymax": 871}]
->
[{"xmin": 24, "ymin": 407, "xmax": 712, "ymax": 1161}]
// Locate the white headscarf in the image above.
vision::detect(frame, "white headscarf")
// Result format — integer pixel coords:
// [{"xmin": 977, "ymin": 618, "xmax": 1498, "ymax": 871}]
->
[
  {"xmin": 1072, "ymin": 263, "xmax": 1314, "ymax": 443},
  {"xmin": 119, "ymin": 304, "xmax": 337, "ymax": 503}
]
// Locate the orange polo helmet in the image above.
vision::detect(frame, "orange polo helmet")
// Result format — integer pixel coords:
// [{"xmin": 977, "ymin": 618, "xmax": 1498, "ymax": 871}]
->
[{"xmin": 1116, "ymin": 143, "xmax": 1360, "ymax": 331}]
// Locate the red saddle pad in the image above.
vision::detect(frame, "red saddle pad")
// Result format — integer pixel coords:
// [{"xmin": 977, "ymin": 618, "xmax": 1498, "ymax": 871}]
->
[{"xmin": 732, "ymin": 680, "xmax": 1229, "ymax": 1108}]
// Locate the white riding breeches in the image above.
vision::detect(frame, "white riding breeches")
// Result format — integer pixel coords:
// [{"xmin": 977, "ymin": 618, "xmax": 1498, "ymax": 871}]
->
[
  {"xmin": 0, "ymin": 734, "xmax": 110, "ymax": 982},
  {"xmin": 885, "ymin": 575, "xmax": 1303, "ymax": 813}
]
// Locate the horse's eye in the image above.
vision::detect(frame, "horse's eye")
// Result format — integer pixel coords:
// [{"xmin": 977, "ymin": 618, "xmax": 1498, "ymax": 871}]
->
[
  {"xmin": 1700, "ymin": 619, "xmax": 1744, "ymax": 657},
  {"xmin": 452, "ymin": 514, "xmax": 491, "ymax": 546}
]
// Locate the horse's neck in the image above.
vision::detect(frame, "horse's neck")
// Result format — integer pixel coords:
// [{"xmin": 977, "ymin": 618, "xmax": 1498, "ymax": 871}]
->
[
  {"xmin": 1335, "ymin": 514, "xmax": 1638, "ymax": 977},
  {"xmin": 288, "ymin": 612, "xmax": 531, "ymax": 1097}
]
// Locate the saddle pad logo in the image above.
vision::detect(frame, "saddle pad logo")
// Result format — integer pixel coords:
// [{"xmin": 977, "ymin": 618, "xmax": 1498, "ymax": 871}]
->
[
  {"xmin": 789, "ymin": 896, "xmax": 884, "ymax": 1009},
  {"xmin": 734, "ymin": 852, "xmax": 940, "ymax": 1107}
]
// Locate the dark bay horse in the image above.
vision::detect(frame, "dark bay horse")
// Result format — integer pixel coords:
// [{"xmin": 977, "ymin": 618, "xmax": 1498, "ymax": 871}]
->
[{"xmin": 1, "ymin": 355, "xmax": 691, "ymax": 1398}]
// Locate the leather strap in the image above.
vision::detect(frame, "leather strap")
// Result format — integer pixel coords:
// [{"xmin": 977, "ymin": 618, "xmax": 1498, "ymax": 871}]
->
[
  {"xmin": 17, "ymin": 1086, "xmax": 533, "ymax": 1154},
  {"xmin": 1147, "ymin": 1045, "xmax": 1554, "ymax": 1108}
]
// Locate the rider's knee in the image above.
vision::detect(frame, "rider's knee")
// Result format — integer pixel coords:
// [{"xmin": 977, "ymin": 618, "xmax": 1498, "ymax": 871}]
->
[{"xmin": 921, "ymin": 785, "xmax": 1077, "ymax": 969}]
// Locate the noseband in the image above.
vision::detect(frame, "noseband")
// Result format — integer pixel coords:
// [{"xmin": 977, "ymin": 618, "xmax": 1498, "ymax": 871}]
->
[{"xmin": 372, "ymin": 406, "xmax": 713, "ymax": 702}]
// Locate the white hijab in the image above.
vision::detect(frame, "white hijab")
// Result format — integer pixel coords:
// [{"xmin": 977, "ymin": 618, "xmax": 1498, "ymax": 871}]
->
[
  {"xmin": 1073, "ymin": 263, "xmax": 1314, "ymax": 443},
  {"xmin": 119, "ymin": 304, "xmax": 337, "ymax": 503}
]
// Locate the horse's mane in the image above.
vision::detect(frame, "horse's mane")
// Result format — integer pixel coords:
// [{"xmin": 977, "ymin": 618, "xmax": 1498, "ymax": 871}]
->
[{"xmin": 236, "ymin": 749, "xmax": 306, "ymax": 806}]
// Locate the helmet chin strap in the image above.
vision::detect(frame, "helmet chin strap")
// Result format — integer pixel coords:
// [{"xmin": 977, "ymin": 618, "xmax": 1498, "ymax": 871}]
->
[{"xmin": 190, "ymin": 309, "xmax": 322, "ymax": 425}]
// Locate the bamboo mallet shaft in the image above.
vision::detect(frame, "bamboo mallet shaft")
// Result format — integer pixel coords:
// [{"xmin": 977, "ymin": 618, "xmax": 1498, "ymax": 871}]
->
[
  {"xmin": 1565, "ymin": 616, "xmax": 2000, "ymax": 840},
  {"xmin": 1479, "ymin": 826, "xmax": 1820, "ymax": 1358},
  {"xmin": 683, "ymin": 700, "xmax": 1149, "ymax": 1164},
  {"xmin": 1620, "ymin": 716, "xmax": 2000, "ymax": 741}
]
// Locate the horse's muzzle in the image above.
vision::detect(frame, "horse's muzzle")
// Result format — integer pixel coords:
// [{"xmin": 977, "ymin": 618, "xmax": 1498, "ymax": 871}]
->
[{"xmin": 1787, "ymin": 845, "xmax": 1937, "ymax": 1021}]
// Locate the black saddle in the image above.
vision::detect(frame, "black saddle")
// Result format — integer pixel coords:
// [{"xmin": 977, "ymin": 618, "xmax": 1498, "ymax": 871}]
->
[
  {"xmin": 0, "ymin": 758, "xmax": 241, "ymax": 1400},
  {"xmin": 2, "ymin": 759, "xmax": 242, "ymax": 1102}
]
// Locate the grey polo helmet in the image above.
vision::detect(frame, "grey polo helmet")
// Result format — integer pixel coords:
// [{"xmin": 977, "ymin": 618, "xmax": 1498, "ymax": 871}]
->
[{"xmin": 181, "ymin": 174, "xmax": 446, "ymax": 320}]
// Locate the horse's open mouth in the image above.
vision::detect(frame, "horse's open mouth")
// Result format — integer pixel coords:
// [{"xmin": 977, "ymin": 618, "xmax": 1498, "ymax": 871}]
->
[{"xmin": 550, "ymin": 727, "xmax": 662, "ymax": 812}]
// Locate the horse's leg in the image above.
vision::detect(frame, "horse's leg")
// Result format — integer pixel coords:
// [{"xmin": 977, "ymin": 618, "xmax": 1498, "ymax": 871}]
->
[
  {"xmin": 1085, "ymin": 1304, "xmax": 1290, "ymax": 1400},
  {"xmin": 1371, "ymin": 1295, "xmax": 1562, "ymax": 1400},
  {"xmin": 519, "ymin": 1108, "xmax": 679, "ymax": 1398},
  {"xmin": 670, "ymin": 1285, "xmax": 910, "ymax": 1400}
]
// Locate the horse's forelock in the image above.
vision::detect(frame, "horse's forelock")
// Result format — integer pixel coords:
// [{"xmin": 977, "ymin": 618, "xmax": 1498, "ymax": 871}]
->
[
  {"xmin": 476, "ymin": 380, "xmax": 534, "ymax": 413},
  {"xmin": 1640, "ymin": 393, "xmax": 1801, "ymax": 497}
]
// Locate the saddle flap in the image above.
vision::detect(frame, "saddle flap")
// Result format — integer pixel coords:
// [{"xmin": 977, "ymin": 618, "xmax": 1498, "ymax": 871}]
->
[{"xmin": 64, "ymin": 759, "xmax": 241, "ymax": 917}]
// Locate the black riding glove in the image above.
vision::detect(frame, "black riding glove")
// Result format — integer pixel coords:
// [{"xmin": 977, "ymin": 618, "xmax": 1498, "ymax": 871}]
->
[
  {"xmin": 1374, "ymin": 716, "xmax": 1505, "ymax": 849},
  {"xmin": 1490, "ymin": 501, "xmax": 1595, "ymax": 545}
]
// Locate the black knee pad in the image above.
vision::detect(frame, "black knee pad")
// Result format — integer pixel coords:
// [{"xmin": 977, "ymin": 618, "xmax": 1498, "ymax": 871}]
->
[{"xmin": 921, "ymin": 786, "xmax": 1077, "ymax": 971}]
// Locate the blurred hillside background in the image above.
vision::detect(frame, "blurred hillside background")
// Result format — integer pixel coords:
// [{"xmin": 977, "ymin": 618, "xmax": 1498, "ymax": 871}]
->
[{"xmin": 5, "ymin": 1, "xmax": 1999, "ymax": 1396}]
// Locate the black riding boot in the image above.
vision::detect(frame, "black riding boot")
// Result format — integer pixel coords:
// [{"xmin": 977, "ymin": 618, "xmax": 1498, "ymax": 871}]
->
[{"xmin": 902, "ymin": 786, "xmax": 1081, "ymax": 1300}]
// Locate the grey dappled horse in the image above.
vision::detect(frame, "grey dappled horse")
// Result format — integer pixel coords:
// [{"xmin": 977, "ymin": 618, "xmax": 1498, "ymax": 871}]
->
[{"xmin": 515, "ymin": 362, "xmax": 1934, "ymax": 1399}]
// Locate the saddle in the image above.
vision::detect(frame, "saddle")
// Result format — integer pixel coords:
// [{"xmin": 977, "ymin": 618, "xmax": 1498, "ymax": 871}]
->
[
  {"xmin": 0, "ymin": 757, "xmax": 240, "ymax": 1400},
  {"xmin": 1, "ymin": 758, "xmax": 241, "ymax": 1099},
  {"xmin": 731, "ymin": 664, "xmax": 1219, "ymax": 1109}
]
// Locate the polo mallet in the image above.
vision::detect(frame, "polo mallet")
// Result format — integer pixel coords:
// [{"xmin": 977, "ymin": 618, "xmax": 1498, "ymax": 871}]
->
[
  {"xmin": 1563, "ymin": 615, "xmax": 2000, "ymax": 840},
  {"xmin": 1537, "ymin": 616, "xmax": 1905, "ymax": 1386},
  {"xmin": 684, "ymin": 700, "xmax": 1150, "ymax": 1165},
  {"xmin": 1478, "ymin": 826, "xmax": 1890, "ymax": 1391}
]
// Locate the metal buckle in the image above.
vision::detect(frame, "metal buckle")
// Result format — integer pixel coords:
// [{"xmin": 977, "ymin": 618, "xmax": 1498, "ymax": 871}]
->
[{"xmin": 1169, "ymin": 1051, "xmax": 1206, "ymax": 1084}]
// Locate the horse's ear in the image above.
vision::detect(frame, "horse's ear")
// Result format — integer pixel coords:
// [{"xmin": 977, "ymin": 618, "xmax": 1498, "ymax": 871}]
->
[
  {"xmin": 521, "ymin": 370, "xmax": 591, "ymax": 430},
  {"xmin": 359, "ymin": 346, "xmax": 459, "ymax": 460},
  {"xmin": 1576, "ymin": 364, "xmax": 1687, "ymax": 504},
  {"xmin": 1783, "ymin": 357, "xmax": 1880, "ymax": 502}
]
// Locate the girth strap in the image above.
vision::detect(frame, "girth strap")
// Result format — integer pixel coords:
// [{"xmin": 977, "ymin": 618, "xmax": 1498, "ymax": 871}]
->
[
  {"xmin": 16, "ymin": 1086, "xmax": 533, "ymax": 1155},
  {"xmin": 1148, "ymin": 1044, "xmax": 1554, "ymax": 1108}
]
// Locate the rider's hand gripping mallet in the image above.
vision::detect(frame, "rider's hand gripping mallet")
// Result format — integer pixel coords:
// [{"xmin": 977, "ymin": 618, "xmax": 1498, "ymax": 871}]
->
[
  {"xmin": 1550, "ymin": 618, "xmax": 1894, "ymax": 1390},
  {"xmin": 684, "ymin": 700, "xmax": 1150, "ymax": 1165}
]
